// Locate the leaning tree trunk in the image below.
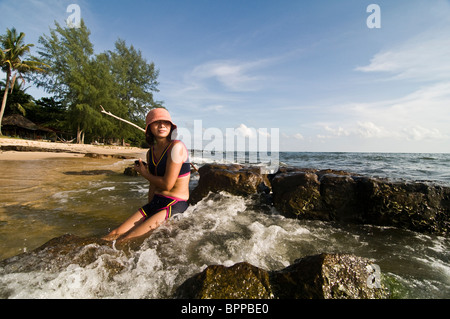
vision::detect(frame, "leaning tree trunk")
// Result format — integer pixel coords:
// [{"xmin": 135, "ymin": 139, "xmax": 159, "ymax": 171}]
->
[{"xmin": 0, "ymin": 71, "xmax": 11, "ymax": 136}]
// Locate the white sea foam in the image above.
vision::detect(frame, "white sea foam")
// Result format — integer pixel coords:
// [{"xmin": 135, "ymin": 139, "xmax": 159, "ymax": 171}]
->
[
  {"xmin": 98, "ymin": 187, "xmax": 115, "ymax": 192},
  {"xmin": 1, "ymin": 190, "xmax": 449, "ymax": 299},
  {"xmin": 51, "ymin": 190, "xmax": 86, "ymax": 204}
]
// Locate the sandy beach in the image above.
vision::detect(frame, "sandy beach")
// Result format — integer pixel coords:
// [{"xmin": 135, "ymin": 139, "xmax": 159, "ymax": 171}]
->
[{"xmin": 0, "ymin": 137, "xmax": 147, "ymax": 161}]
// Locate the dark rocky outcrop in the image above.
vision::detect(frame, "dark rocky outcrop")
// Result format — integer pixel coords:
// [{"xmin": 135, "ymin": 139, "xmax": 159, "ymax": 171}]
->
[
  {"xmin": 84, "ymin": 153, "xmax": 133, "ymax": 159},
  {"xmin": 176, "ymin": 253, "xmax": 390, "ymax": 299},
  {"xmin": 1, "ymin": 234, "xmax": 390, "ymax": 299},
  {"xmin": 0, "ymin": 234, "xmax": 123, "ymax": 276},
  {"xmin": 189, "ymin": 164, "xmax": 271, "ymax": 204},
  {"xmin": 0, "ymin": 145, "xmax": 81, "ymax": 153},
  {"xmin": 189, "ymin": 164, "xmax": 450, "ymax": 236},
  {"xmin": 175, "ymin": 262, "xmax": 274, "ymax": 299},
  {"xmin": 124, "ymin": 166, "xmax": 140, "ymax": 176},
  {"xmin": 271, "ymin": 169, "xmax": 450, "ymax": 235},
  {"xmin": 0, "ymin": 144, "xmax": 134, "ymax": 159},
  {"xmin": 271, "ymin": 253, "xmax": 389, "ymax": 299}
]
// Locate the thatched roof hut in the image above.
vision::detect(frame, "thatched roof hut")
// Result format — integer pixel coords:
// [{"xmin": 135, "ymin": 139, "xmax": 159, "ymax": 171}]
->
[{"xmin": 2, "ymin": 114, "xmax": 55, "ymax": 140}]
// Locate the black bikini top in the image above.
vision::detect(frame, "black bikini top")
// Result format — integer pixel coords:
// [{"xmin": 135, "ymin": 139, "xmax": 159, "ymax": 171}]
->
[{"xmin": 148, "ymin": 140, "xmax": 191, "ymax": 177}]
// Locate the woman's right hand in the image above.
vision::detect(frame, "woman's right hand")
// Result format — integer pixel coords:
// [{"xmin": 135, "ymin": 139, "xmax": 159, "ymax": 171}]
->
[{"xmin": 134, "ymin": 159, "xmax": 148, "ymax": 175}]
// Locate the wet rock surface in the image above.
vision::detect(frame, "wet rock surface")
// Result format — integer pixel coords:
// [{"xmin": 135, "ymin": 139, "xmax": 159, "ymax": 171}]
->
[
  {"xmin": 0, "ymin": 234, "xmax": 123, "ymax": 275},
  {"xmin": 84, "ymin": 153, "xmax": 132, "ymax": 159},
  {"xmin": 2, "ymin": 163, "xmax": 447, "ymax": 299},
  {"xmin": 175, "ymin": 262, "xmax": 274, "ymax": 299},
  {"xmin": 271, "ymin": 253, "xmax": 389, "ymax": 299},
  {"xmin": 1, "ymin": 145, "xmax": 81, "ymax": 153},
  {"xmin": 271, "ymin": 168, "xmax": 450, "ymax": 235},
  {"xmin": 176, "ymin": 253, "xmax": 390, "ymax": 299},
  {"xmin": 192, "ymin": 164, "xmax": 450, "ymax": 236},
  {"xmin": 189, "ymin": 164, "xmax": 271, "ymax": 204},
  {"xmin": 1, "ymin": 235, "xmax": 390, "ymax": 299},
  {"xmin": 0, "ymin": 144, "xmax": 135, "ymax": 159}
]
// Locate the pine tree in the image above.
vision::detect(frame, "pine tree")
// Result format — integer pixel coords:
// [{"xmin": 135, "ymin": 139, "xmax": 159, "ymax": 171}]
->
[{"xmin": 34, "ymin": 21, "xmax": 161, "ymax": 145}]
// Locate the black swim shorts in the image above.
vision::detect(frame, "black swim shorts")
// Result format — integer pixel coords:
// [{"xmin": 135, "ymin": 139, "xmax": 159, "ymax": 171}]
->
[{"xmin": 139, "ymin": 194, "xmax": 189, "ymax": 220}]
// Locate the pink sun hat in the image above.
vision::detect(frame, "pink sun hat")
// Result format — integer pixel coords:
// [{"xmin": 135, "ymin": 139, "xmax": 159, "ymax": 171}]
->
[{"xmin": 145, "ymin": 108, "xmax": 177, "ymax": 132}]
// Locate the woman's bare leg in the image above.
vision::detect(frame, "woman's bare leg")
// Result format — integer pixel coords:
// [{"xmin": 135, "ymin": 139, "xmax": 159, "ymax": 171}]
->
[
  {"xmin": 118, "ymin": 210, "xmax": 167, "ymax": 242},
  {"xmin": 102, "ymin": 211, "xmax": 145, "ymax": 241}
]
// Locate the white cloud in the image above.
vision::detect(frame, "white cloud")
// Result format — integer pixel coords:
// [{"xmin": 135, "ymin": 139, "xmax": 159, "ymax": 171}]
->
[
  {"xmin": 316, "ymin": 121, "xmax": 448, "ymax": 143},
  {"xmin": 160, "ymin": 58, "xmax": 272, "ymax": 116},
  {"xmin": 0, "ymin": 0, "xmax": 90, "ymax": 42},
  {"xmin": 355, "ymin": 122, "xmax": 392, "ymax": 139},
  {"xmin": 306, "ymin": 80, "xmax": 450, "ymax": 147},
  {"xmin": 232, "ymin": 124, "xmax": 276, "ymax": 140},
  {"xmin": 204, "ymin": 104, "xmax": 224, "ymax": 112},
  {"xmin": 324, "ymin": 125, "xmax": 350, "ymax": 137},
  {"xmin": 356, "ymin": 26, "xmax": 450, "ymax": 82},
  {"xmin": 190, "ymin": 59, "xmax": 273, "ymax": 92},
  {"xmin": 235, "ymin": 123, "xmax": 256, "ymax": 138},
  {"xmin": 357, "ymin": 82, "xmax": 450, "ymax": 129},
  {"xmin": 257, "ymin": 128, "xmax": 272, "ymax": 138},
  {"xmin": 401, "ymin": 126, "xmax": 447, "ymax": 141}
]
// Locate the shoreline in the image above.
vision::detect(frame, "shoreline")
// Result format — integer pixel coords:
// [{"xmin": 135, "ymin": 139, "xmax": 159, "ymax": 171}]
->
[{"xmin": 0, "ymin": 137, "xmax": 147, "ymax": 161}]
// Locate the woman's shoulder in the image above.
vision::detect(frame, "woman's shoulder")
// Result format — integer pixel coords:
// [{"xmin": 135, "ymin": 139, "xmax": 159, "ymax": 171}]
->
[
  {"xmin": 171, "ymin": 140, "xmax": 187, "ymax": 148},
  {"xmin": 169, "ymin": 140, "xmax": 189, "ymax": 162}
]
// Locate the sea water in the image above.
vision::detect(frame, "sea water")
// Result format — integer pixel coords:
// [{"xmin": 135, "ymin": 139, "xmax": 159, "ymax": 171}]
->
[{"xmin": 0, "ymin": 152, "xmax": 449, "ymax": 298}]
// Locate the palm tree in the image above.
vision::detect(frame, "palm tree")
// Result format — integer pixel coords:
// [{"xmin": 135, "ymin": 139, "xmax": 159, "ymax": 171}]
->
[{"xmin": 0, "ymin": 28, "xmax": 46, "ymax": 135}]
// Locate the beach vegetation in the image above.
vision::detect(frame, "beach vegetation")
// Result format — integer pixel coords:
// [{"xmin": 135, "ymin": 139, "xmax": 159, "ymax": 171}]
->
[
  {"xmin": 0, "ymin": 80, "xmax": 35, "ymax": 116},
  {"xmin": 32, "ymin": 20, "xmax": 161, "ymax": 145},
  {"xmin": 28, "ymin": 97, "xmax": 67, "ymax": 133},
  {"xmin": 0, "ymin": 28, "xmax": 47, "ymax": 135}
]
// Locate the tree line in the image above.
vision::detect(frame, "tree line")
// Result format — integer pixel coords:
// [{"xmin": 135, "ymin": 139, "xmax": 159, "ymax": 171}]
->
[{"xmin": 1, "ymin": 20, "xmax": 161, "ymax": 146}]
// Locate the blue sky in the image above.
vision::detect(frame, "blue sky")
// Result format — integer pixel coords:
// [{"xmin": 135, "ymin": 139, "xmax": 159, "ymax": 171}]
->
[{"xmin": 1, "ymin": 0, "xmax": 450, "ymax": 153}]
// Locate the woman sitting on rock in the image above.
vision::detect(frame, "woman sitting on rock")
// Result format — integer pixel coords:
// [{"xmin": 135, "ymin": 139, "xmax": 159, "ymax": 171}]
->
[{"xmin": 103, "ymin": 108, "xmax": 190, "ymax": 242}]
